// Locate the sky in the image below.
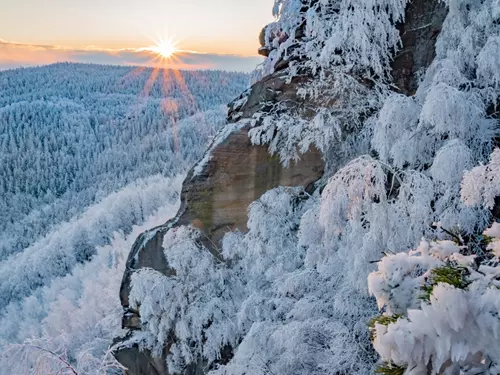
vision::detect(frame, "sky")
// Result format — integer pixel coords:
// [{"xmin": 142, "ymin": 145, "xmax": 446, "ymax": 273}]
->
[{"xmin": 0, "ymin": 0, "xmax": 275, "ymax": 72}]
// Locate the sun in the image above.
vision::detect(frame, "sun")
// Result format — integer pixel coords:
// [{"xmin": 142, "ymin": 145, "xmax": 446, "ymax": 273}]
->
[{"xmin": 151, "ymin": 38, "xmax": 178, "ymax": 59}]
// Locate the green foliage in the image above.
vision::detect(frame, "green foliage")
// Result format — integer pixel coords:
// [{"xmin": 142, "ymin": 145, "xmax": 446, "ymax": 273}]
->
[
  {"xmin": 420, "ymin": 265, "xmax": 471, "ymax": 302},
  {"xmin": 431, "ymin": 265, "xmax": 470, "ymax": 288},
  {"xmin": 369, "ymin": 314, "xmax": 402, "ymax": 330},
  {"xmin": 481, "ymin": 235, "xmax": 494, "ymax": 246},
  {"xmin": 375, "ymin": 362, "xmax": 406, "ymax": 375},
  {"xmin": 420, "ymin": 284, "xmax": 434, "ymax": 302},
  {"xmin": 369, "ymin": 314, "xmax": 402, "ymax": 340}
]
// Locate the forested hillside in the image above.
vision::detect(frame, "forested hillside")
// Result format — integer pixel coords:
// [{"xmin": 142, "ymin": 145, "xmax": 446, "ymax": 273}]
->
[
  {"xmin": 0, "ymin": 63, "xmax": 248, "ymax": 373},
  {"xmin": 3, "ymin": 0, "xmax": 500, "ymax": 374},
  {"xmin": 0, "ymin": 63, "xmax": 247, "ymax": 260},
  {"xmin": 116, "ymin": 1, "xmax": 500, "ymax": 375}
]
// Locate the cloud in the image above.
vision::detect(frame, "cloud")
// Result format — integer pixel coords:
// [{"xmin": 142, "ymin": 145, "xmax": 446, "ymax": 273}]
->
[{"xmin": 0, "ymin": 39, "xmax": 263, "ymax": 72}]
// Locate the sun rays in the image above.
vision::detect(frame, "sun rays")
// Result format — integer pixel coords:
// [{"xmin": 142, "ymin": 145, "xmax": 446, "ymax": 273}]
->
[
  {"xmin": 148, "ymin": 37, "xmax": 178, "ymax": 60},
  {"xmin": 117, "ymin": 35, "xmax": 206, "ymax": 155}
]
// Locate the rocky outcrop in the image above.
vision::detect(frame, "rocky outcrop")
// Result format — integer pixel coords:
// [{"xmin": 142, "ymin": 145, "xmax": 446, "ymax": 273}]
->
[
  {"xmin": 119, "ymin": 122, "xmax": 324, "ymax": 310},
  {"xmin": 177, "ymin": 127, "xmax": 323, "ymax": 244},
  {"xmin": 114, "ymin": 343, "xmax": 171, "ymax": 375},
  {"xmin": 114, "ymin": 1, "xmax": 449, "ymax": 373},
  {"xmin": 114, "ymin": 69, "xmax": 325, "ymax": 374},
  {"xmin": 228, "ymin": 72, "xmax": 314, "ymax": 122},
  {"xmin": 392, "ymin": 0, "xmax": 448, "ymax": 95},
  {"xmin": 494, "ymin": 197, "xmax": 500, "ymax": 222}
]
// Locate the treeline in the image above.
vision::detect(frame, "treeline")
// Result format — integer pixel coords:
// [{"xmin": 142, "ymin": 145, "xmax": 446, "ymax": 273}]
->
[{"xmin": 0, "ymin": 63, "xmax": 248, "ymax": 259}]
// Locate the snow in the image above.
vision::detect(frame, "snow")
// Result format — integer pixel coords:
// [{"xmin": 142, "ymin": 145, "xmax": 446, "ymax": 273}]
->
[
  {"xmin": 193, "ymin": 119, "xmax": 250, "ymax": 176},
  {"xmin": 4, "ymin": 0, "xmax": 500, "ymax": 373},
  {"xmin": 462, "ymin": 148, "xmax": 500, "ymax": 209},
  {"xmin": 0, "ymin": 192, "xmax": 181, "ymax": 375},
  {"xmin": 0, "ymin": 63, "xmax": 246, "ymax": 261},
  {"xmin": 370, "ymin": 224, "xmax": 500, "ymax": 374},
  {"xmin": 128, "ymin": 225, "xmax": 243, "ymax": 372},
  {"xmin": 128, "ymin": 1, "xmax": 500, "ymax": 373},
  {"xmin": 0, "ymin": 63, "xmax": 247, "ymax": 373}
]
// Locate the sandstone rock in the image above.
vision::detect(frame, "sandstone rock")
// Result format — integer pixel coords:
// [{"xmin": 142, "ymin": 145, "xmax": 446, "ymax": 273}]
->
[
  {"xmin": 228, "ymin": 72, "xmax": 312, "ymax": 122},
  {"xmin": 114, "ymin": 1, "xmax": 450, "ymax": 373},
  {"xmin": 115, "ymin": 66, "xmax": 324, "ymax": 374},
  {"xmin": 118, "ymin": 70, "xmax": 325, "ymax": 314},
  {"xmin": 258, "ymin": 46, "xmax": 270, "ymax": 57},
  {"xmin": 177, "ymin": 126, "xmax": 324, "ymax": 245},
  {"xmin": 258, "ymin": 26, "xmax": 266, "ymax": 47},
  {"xmin": 122, "ymin": 308, "xmax": 141, "ymax": 330},
  {"xmin": 493, "ymin": 197, "xmax": 500, "ymax": 222},
  {"xmin": 119, "ymin": 125, "xmax": 324, "ymax": 309},
  {"xmin": 392, "ymin": 0, "xmax": 448, "ymax": 95},
  {"xmin": 113, "ymin": 340, "xmax": 171, "ymax": 375},
  {"xmin": 116, "ymin": 125, "xmax": 324, "ymax": 374},
  {"xmin": 119, "ymin": 224, "xmax": 175, "ymax": 308}
]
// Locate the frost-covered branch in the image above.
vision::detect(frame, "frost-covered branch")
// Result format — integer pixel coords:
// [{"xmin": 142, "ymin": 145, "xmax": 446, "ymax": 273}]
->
[{"xmin": 369, "ymin": 223, "xmax": 500, "ymax": 374}]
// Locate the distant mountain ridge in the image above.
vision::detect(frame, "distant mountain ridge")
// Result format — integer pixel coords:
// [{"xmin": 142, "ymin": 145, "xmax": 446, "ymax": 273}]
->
[
  {"xmin": 113, "ymin": 0, "xmax": 500, "ymax": 374},
  {"xmin": 0, "ymin": 62, "xmax": 248, "ymax": 260},
  {"xmin": 0, "ymin": 62, "xmax": 249, "ymax": 374}
]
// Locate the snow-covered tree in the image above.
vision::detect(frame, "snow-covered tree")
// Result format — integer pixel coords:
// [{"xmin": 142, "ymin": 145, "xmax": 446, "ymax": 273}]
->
[
  {"xmin": 0, "ymin": 63, "xmax": 248, "ymax": 261},
  {"xmin": 462, "ymin": 148, "xmax": 500, "ymax": 210},
  {"xmin": 369, "ymin": 222, "xmax": 500, "ymax": 374},
  {"xmin": 125, "ymin": 1, "xmax": 500, "ymax": 374},
  {"xmin": 129, "ymin": 187, "xmax": 379, "ymax": 374},
  {"xmin": 0, "ymin": 63, "xmax": 247, "ymax": 373},
  {"xmin": 127, "ymin": 226, "xmax": 244, "ymax": 373},
  {"xmin": 0, "ymin": 199, "xmax": 181, "ymax": 375}
]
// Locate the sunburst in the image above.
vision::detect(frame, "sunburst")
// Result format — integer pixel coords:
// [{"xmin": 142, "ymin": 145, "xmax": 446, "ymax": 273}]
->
[
  {"xmin": 121, "ymin": 35, "xmax": 202, "ymax": 153},
  {"xmin": 149, "ymin": 38, "xmax": 178, "ymax": 60}
]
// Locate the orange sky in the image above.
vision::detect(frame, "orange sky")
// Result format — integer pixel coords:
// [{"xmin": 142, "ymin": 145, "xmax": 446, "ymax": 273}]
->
[
  {"xmin": 0, "ymin": 38, "xmax": 264, "ymax": 72},
  {"xmin": 0, "ymin": 0, "xmax": 275, "ymax": 57}
]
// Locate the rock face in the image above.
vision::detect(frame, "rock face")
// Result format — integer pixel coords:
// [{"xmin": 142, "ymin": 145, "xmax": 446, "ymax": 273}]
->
[
  {"xmin": 114, "ymin": 1, "xmax": 449, "ymax": 373},
  {"xmin": 392, "ymin": 0, "xmax": 448, "ymax": 95},
  {"xmin": 228, "ymin": 72, "xmax": 315, "ymax": 123},
  {"xmin": 114, "ymin": 69, "xmax": 325, "ymax": 375},
  {"xmin": 494, "ymin": 197, "xmax": 500, "ymax": 222},
  {"xmin": 119, "ymin": 123, "xmax": 325, "ymax": 310},
  {"xmin": 177, "ymin": 127, "xmax": 324, "ymax": 245},
  {"xmin": 114, "ymin": 344, "xmax": 171, "ymax": 375}
]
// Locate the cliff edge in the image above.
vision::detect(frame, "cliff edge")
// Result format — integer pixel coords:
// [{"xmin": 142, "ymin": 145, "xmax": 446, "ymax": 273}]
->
[{"xmin": 113, "ymin": 0, "xmax": 448, "ymax": 373}]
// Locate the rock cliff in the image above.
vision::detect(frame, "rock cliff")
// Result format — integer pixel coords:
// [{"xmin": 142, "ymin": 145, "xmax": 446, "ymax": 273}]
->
[
  {"xmin": 114, "ymin": 69, "xmax": 325, "ymax": 374},
  {"xmin": 114, "ymin": 1, "xmax": 448, "ymax": 373}
]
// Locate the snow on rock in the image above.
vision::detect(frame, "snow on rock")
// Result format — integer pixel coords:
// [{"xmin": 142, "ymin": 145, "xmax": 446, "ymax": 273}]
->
[{"xmin": 115, "ymin": 0, "xmax": 500, "ymax": 374}]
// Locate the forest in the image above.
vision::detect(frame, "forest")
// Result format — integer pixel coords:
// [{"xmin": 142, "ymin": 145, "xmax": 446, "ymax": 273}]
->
[
  {"xmin": 3, "ymin": 0, "xmax": 500, "ymax": 374},
  {"xmin": 0, "ymin": 62, "xmax": 248, "ymax": 373},
  {"xmin": 125, "ymin": 1, "xmax": 500, "ymax": 374}
]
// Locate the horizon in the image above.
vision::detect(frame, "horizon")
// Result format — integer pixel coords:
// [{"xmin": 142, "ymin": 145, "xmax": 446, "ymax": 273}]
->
[
  {"xmin": 0, "ymin": 41, "xmax": 264, "ymax": 72},
  {"xmin": 0, "ymin": 60, "xmax": 256, "ymax": 75},
  {"xmin": 1, "ymin": 0, "xmax": 274, "ymax": 72}
]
